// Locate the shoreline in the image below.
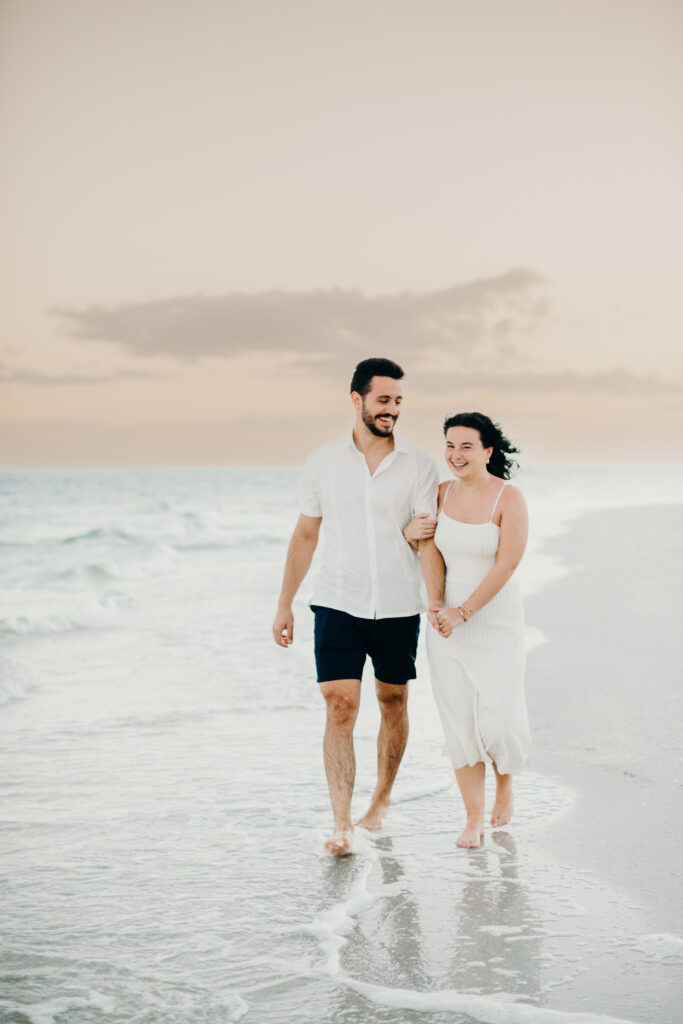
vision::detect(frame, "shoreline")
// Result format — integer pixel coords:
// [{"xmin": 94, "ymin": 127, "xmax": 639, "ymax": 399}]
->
[
  {"xmin": 524, "ymin": 502, "xmax": 683, "ymax": 936},
  {"xmin": 3, "ymin": 477, "xmax": 682, "ymax": 1024}
]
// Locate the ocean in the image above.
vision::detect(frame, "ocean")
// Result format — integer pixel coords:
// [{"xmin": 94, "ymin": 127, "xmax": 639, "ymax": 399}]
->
[{"xmin": 2, "ymin": 464, "xmax": 682, "ymax": 1024}]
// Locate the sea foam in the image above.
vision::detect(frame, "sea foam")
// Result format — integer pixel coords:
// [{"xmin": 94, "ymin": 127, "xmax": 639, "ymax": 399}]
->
[
  {"xmin": 0, "ymin": 655, "xmax": 39, "ymax": 706},
  {"xmin": 0, "ymin": 598, "xmax": 126, "ymax": 635},
  {"xmin": 0, "ymin": 990, "xmax": 115, "ymax": 1024},
  {"xmin": 343, "ymin": 976, "xmax": 639, "ymax": 1024},
  {"xmin": 634, "ymin": 933, "xmax": 683, "ymax": 962}
]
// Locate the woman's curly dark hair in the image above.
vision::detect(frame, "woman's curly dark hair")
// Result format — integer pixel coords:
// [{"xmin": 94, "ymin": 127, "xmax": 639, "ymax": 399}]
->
[{"xmin": 443, "ymin": 412, "xmax": 520, "ymax": 480}]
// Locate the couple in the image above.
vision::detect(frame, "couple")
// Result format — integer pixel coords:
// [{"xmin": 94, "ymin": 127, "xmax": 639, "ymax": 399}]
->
[{"xmin": 272, "ymin": 357, "xmax": 531, "ymax": 854}]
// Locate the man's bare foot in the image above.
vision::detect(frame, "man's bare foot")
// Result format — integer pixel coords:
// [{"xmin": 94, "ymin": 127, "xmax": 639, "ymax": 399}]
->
[
  {"xmin": 491, "ymin": 778, "xmax": 514, "ymax": 828},
  {"xmin": 457, "ymin": 817, "xmax": 484, "ymax": 848},
  {"xmin": 324, "ymin": 829, "xmax": 354, "ymax": 857},
  {"xmin": 356, "ymin": 799, "xmax": 390, "ymax": 831}
]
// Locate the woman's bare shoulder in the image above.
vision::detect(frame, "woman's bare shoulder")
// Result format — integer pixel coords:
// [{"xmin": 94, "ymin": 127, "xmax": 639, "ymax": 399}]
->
[{"xmin": 500, "ymin": 483, "xmax": 527, "ymax": 511}]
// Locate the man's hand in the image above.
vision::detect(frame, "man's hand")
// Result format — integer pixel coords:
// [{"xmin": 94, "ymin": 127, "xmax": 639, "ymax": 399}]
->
[
  {"xmin": 404, "ymin": 513, "xmax": 437, "ymax": 544},
  {"xmin": 273, "ymin": 604, "xmax": 294, "ymax": 647},
  {"xmin": 427, "ymin": 601, "xmax": 444, "ymax": 633}
]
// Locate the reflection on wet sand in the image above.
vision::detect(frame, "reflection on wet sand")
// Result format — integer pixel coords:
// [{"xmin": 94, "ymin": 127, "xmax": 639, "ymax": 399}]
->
[
  {"xmin": 321, "ymin": 834, "xmax": 429, "ymax": 1024},
  {"xmin": 317, "ymin": 827, "xmax": 545, "ymax": 1022},
  {"xmin": 290, "ymin": 758, "xmax": 679, "ymax": 1024},
  {"xmin": 449, "ymin": 831, "xmax": 541, "ymax": 999}
]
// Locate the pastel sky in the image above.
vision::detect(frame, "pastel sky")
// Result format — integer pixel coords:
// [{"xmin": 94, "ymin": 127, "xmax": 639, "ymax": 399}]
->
[{"xmin": 2, "ymin": 0, "xmax": 682, "ymax": 467}]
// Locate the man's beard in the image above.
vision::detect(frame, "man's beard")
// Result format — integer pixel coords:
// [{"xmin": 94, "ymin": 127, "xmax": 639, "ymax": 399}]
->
[{"xmin": 362, "ymin": 402, "xmax": 397, "ymax": 437}]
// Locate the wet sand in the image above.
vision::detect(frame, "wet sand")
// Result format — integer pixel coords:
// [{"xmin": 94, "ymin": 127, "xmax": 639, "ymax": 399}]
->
[{"xmin": 525, "ymin": 503, "xmax": 683, "ymax": 934}]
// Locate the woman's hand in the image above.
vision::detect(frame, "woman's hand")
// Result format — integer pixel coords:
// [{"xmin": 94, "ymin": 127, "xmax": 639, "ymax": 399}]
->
[
  {"xmin": 404, "ymin": 513, "xmax": 437, "ymax": 544},
  {"xmin": 435, "ymin": 607, "xmax": 465, "ymax": 638}
]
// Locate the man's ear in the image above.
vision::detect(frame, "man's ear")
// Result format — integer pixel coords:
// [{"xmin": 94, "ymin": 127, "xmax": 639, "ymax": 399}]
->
[{"xmin": 350, "ymin": 391, "xmax": 362, "ymax": 413}]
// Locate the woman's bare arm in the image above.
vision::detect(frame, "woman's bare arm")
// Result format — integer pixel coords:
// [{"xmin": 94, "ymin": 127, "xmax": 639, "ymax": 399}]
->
[{"xmin": 437, "ymin": 487, "xmax": 528, "ymax": 636}]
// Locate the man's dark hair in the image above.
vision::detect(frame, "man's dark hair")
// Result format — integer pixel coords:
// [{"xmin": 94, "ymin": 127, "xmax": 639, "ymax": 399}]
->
[{"xmin": 350, "ymin": 357, "xmax": 404, "ymax": 397}]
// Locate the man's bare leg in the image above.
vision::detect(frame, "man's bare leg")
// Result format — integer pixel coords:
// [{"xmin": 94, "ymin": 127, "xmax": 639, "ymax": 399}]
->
[
  {"xmin": 491, "ymin": 761, "xmax": 514, "ymax": 828},
  {"xmin": 454, "ymin": 762, "xmax": 486, "ymax": 848},
  {"xmin": 357, "ymin": 680, "xmax": 409, "ymax": 831},
  {"xmin": 320, "ymin": 679, "xmax": 361, "ymax": 855}
]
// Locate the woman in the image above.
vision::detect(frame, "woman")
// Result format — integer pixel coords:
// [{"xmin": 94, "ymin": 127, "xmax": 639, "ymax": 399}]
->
[{"xmin": 405, "ymin": 412, "xmax": 531, "ymax": 849}]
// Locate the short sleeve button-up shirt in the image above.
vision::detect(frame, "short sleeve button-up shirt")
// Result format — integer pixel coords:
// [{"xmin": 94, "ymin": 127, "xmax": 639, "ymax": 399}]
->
[{"xmin": 299, "ymin": 433, "xmax": 439, "ymax": 619}]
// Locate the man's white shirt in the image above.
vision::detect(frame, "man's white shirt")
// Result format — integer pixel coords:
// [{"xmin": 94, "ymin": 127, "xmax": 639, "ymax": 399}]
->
[{"xmin": 299, "ymin": 433, "xmax": 439, "ymax": 619}]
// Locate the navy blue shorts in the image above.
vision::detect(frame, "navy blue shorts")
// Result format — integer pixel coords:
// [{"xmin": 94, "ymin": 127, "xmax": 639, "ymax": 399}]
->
[{"xmin": 311, "ymin": 605, "xmax": 420, "ymax": 685}]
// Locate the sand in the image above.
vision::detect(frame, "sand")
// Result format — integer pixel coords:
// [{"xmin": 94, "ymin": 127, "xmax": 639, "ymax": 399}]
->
[{"xmin": 525, "ymin": 503, "xmax": 683, "ymax": 935}]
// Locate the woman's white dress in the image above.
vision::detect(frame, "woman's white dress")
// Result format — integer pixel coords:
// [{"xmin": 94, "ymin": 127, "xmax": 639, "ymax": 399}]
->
[{"xmin": 426, "ymin": 484, "xmax": 531, "ymax": 775}]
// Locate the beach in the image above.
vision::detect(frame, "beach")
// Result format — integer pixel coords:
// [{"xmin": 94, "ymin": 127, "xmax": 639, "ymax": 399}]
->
[
  {"xmin": 526, "ymin": 504, "xmax": 683, "ymax": 925},
  {"xmin": 1, "ymin": 469, "xmax": 682, "ymax": 1024},
  {"xmin": 521, "ymin": 504, "xmax": 683, "ymax": 1021}
]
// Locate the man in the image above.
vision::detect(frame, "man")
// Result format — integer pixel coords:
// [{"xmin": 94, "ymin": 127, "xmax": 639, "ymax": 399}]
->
[{"xmin": 272, "ymin": 357, "xmax": 439, "ymax": 857}]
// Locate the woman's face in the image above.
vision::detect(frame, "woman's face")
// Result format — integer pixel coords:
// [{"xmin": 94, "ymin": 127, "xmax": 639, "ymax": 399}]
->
[{"xmin": 445, "ymin": 426, "xmax": 493, "ymax": 478}]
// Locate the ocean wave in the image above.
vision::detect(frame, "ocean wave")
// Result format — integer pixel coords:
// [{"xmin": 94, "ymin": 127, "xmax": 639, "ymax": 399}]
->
[
  {"xmin": 635, "ymin": 933, "xmax": 683, "ymax": 962},
  {"xmin": 0, "ymin": 599, "xmax": 125, "ymax": 636},
  {"xmin": 172, "ymin": 533, "xmax": 287, "ymax": 551},
  {"xmin": 2, "ymin": 530, "xmax": 286, "ymax": 554},
  {"xmin": 343, "ymin": 975, "xmax": 639, "ymax": 1023},
  {"xmin": 53, "ymin": 550, "xmax": 174, "ymax": 584},
  {"xmin": 61, "ymin": 526, "xmax": 141, "ymax": 545},
  {"xmin": 304, "ymin": 831, "xmax": 380, "ymax": 974},
  {"xmin": 55, "ymin": 562, "xmax": 125, "ymax": 583},
  {"xmin": 390, "ymin": 776, "xmax": 454, "ymax": 805},
  {"xmin": 227, "ymin": 994, "xmax": 249, "ymax": 1021},
  {"xmin": 0, "ymin": 990, "xmax": 115, "ymax": 1024},
  {"xmin": 0, "ymin": 655, "xmax": 40, "ymax": 706},
  {"xmin": 1, "ymin": 526, "xmax": 154, "ymax": 548}
]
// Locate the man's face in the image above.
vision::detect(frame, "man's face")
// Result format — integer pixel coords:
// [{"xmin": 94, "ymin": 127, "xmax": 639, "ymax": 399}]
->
[{"xmin": 359, "ymin": 376, "xmax": 403, "ymax": 437}]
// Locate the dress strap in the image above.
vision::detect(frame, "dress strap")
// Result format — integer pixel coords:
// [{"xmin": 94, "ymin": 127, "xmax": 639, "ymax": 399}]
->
[
  {"xmin": 488, "ymin": 483, "xmax": 506, "ymax": 523},
  {"xmin": 438, "ymin": 480, "xmax": 454, "ymax": 515}
]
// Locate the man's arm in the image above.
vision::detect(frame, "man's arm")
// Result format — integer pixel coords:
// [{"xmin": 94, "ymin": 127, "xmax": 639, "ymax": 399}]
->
[
  {"xmin": 403, "ymin": 456, "xmax": 440, "ymax": 549},
  {"xmin": 272, "ymin": 513, "xmax": 322, "ymax": 647}
]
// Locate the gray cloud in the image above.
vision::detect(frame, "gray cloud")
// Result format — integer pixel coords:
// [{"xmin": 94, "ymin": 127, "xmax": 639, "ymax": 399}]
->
[
  {"xmin": 51, "ymin": 269, "xmax": 548, "ymax": 363},
  {"xmin": 0, "ymin": 365, "xmax": 170, "ymax": 386},
  {"xmin": 42, "ymin": 271, "xmax": 681, "ymax": 399},
  {"xmin": 411, "ymin": 367, "xmax": 682, "ymax": 396}
]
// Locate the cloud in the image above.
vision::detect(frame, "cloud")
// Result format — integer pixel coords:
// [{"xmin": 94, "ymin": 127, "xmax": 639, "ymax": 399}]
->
[
  {"xmin": 51, "ymin": 268, "xmax": 548, "ymax": 364},
  {"xmin": 411, "ymin": 367, "xmax": 682, "ymax": 395},
  {"xmin": 42, "ymin": 270, "xmax": 682, "ymax": 400},
  {"xmin": 0, "ymin": 365, "xmax": 170, "ymax": 386}
]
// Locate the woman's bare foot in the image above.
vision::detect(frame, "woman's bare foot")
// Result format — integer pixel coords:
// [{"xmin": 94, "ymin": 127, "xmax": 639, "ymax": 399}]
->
[
  {"xmin": 356, "ymin": 798, "xmax": 390, "ymax": 831},
  {"xmin": 491, "ymin": 775, "xmax": 514, "ymax": 828},
  {"xmin": 457, "ymin": 817, "xmax": 484, "ymax": 848},
  {"xmin": 324, "ymin": 829, "xmax": 354, "ymax": 857}
]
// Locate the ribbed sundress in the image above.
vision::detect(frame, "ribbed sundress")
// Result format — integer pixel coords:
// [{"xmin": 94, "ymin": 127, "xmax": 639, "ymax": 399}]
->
[{"xmin": 425, "ymin": 482, "xmax": 531, "ymax": 775}]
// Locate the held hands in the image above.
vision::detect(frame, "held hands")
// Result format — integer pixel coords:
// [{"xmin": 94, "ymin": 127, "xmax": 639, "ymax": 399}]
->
[
  {"xmin": 428, "ymin": 602, "xmax": 464, "ymax": 638},
  {"xmin": 427, "ymin": 602, "xmax": 443, "ymax": 633},
  {"xmin": 404, "ymin": 513, "xmax": 437, "ymax": 543},
  {"xmin": 272, "ymin": 604, "xmax": 294, "ymax": 647}
]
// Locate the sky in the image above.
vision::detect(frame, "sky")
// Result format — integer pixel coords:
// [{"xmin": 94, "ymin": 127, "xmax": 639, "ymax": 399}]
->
[{"xmin": 1, "ymin": 0, "xmax": 682, "ymax": 467}]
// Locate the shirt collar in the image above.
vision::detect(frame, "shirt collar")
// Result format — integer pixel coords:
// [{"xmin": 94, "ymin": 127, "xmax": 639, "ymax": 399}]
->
[{"xmin": 345, "ymin": 430, "xmax": 409, "ymax": 454}]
